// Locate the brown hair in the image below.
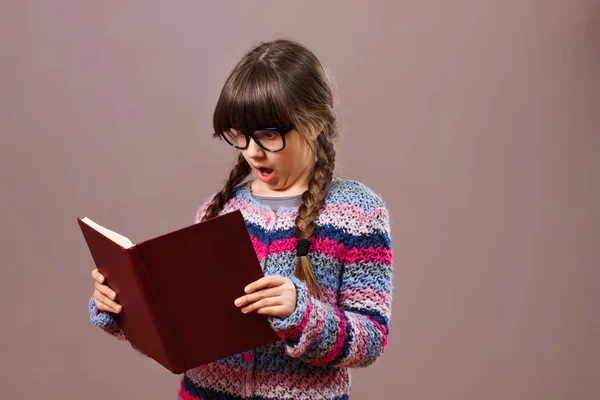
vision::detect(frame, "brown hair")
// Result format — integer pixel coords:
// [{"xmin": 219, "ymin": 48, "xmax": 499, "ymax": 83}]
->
[{"xmin": 202, "ymin": 38, "xmax": 338, "ymax": 298}]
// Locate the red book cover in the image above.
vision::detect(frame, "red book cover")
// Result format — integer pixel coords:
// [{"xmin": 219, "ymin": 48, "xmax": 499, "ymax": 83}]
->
[{"xmin": 78, "ymin": 210, "xmax": 280, "ymax": 374}]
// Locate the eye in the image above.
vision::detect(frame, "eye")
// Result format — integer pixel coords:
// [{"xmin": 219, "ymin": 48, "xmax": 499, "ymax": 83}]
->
[{"xmin": 256, "ymin": 130, "xmax": 277, "ymax": 140}]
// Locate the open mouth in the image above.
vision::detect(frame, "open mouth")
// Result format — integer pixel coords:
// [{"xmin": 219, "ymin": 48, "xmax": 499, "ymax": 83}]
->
[
  {"xmin": 258, "ymin": 167, "xmax": 273, "ymax": 176},
  {"xmin": 255, "ymin": 166, "xmax": 274, "ymax": 182}
]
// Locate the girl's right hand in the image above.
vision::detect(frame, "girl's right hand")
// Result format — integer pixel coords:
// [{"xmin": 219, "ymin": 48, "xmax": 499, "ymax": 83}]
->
[{"xmin": 92, "ymin": 268, "xmax": 122, "ymax": 314}]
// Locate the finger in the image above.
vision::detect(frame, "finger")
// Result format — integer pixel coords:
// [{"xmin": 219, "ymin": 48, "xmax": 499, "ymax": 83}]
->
[
  {"xmin": 235, "ymin": 287, "xmax": 281, "ymax": 307},
  {"xmin": 91, "ymin": 269, "xmax": 104, "ymax": 284},
  {"xmin": 95, "ymin": 298, "xmax": 118, "ymax": 314},
  {"xmin": 94, "ymin": 289, "xmax": 120, "ymax": 311},
  {"xmin": 94, "ymin": 291, "xmax": 117, "ymax": 313},
  {"xmin": 94, "ymin": 290, "xmax": 122, "ymax": 313},
  {"xmin": 255, "ymin": 306, "xmax": 288, "ymax": 317},
  {"xmin": 245, "ymin": 275, "xmax": 286, "ymax": 293},
  {"xmin": 95, "ymin": 282, "xmax": 117, "ymax": 300},
  {"xmin": 241, "ymin": 296, "xmax": 281, "ymax": 314},
  {"xmin": 95, "ymin": 281, "xmax": 117, "ymax": 300}
]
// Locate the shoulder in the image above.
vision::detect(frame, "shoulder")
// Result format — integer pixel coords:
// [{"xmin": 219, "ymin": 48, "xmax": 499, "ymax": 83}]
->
[
  {"xmin": 194, "ymin": 181, "xmax": 250, "ymax": 223},
  {"xmin": 326, "ymin": 177, "xmax": 387, "ymax": 213}
]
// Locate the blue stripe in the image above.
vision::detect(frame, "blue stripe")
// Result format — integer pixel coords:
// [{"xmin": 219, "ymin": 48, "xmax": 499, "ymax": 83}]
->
[
  {"xmin": 246, "ymin": 222, "xmax": 391, "ymax": 250},
  {"xmin": 340, "ymin": 262, "xmax": 393, "ymax": 293},
  {"xmin": 312, "ymin": 304, "xmax": 342, "ymax": 357},
  {"xmin": 344, "ymin": 307, "xmax": 389, "ymax": 332},
  {"xmin": 264, "ymin": 252, "xmax": 343, "ymax": 289},
  {"xmin": 357, "ymin": 313, "xmax": 377, "ymax": 366},
  {"xmin": 331, "ymin": 310, "xmax": 353, "ymax": 365}
]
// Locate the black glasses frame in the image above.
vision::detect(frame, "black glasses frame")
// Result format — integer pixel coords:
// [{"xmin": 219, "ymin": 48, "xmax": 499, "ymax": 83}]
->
[{"xmin": 220, "ymin": 126, "xmax": 294, "ymax": 153}]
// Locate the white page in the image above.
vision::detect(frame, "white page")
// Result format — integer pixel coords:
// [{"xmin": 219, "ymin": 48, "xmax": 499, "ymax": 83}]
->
[{"xmin": 80, "ymin": 217, "xmax": 134, "ymax": 249}]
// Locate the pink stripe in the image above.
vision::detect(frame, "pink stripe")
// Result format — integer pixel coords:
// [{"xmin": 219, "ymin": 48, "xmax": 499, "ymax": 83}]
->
[
  {"xmin": 185, "ymin": 362, "xmax": 347, "ymax": 395},
  {"xmin": 310, "ymin": 238, "xmax": 347, "ymax": 259},
  {"xmin": 267, "ymin": 237, "xmax": 392, "ymax": 266},
  {"xmin": 311, "ymin": 307, "xmax": 348, "ymax": 366},
  {"xmin": 277, "ymin": 293, "xmax": 313, "ymax": 340},
  {"xmin": 254, "ymin": 232, "xmax": 392, "ymax": 267},
  {"xmin": 184, "ymin": 361, "xmax": 347, "ymax": 399},
  {"xmin": 250, "ymin": 235, "xmax": 267, "ymax": 261},
  {"xmin": 320, "ymin": 287, "xmax": 338, "ymax": 304},
  {"xmin": 339, "ymin": 288, "xmax": 392, "ymax": 309},
  {"xmin": 227, "ymin": 198, "xmax": 270, "ymax": 217},
  {"xmin": 253, "ymin": 367, "xmax": 337, "ymax": 390},
  {"xmin": 253, "ymin": 367, "xmax": 350, "ymax": 399},
  {"xmin": 317, "ymin": 203, "xmax": 374, "ymax": 220},
  {"xmin": 345, "ymin": 245, "xmax": 393, "ymax": 265}
]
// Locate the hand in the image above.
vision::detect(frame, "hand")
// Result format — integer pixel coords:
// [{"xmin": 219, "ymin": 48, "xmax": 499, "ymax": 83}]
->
[
  {"xmin": 234, "ymin": 276, "xmax": 297, "ymax": 318},
  {"xmin": 92, "ymin": 268, "xmax": 122, "ymax": 314}
]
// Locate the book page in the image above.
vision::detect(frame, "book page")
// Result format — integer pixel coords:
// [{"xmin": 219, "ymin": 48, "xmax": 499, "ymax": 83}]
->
[{"xmin": 80, "ymin": 217, "xmax": 134, "ymax": 248}]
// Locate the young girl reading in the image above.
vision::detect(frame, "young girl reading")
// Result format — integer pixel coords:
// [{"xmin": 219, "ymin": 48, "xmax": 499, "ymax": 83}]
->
[{"xmin": 90, "ymin": 38, "xmax": 393, "ymax": 400}]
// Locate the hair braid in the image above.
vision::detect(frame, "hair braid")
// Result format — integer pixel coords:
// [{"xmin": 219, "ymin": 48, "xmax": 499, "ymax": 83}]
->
[
  {"xmin": 201, "ymin": 154, "xmax": 251, "ymax": 222},
  {"xmin": 294, "ymin": 131, "xmax": 336, "ymax": 298}
]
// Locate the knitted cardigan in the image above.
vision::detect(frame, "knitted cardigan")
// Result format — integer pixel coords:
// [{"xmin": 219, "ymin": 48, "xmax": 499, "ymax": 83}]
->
[{"xmin": 89, "ymin": 177, "xmax": 394, "ymax": 400}]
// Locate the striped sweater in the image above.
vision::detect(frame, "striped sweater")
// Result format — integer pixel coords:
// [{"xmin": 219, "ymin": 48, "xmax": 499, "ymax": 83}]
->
[{"xmin": 89, "ymin": 177, "xmax": 394, "ymax": 400}]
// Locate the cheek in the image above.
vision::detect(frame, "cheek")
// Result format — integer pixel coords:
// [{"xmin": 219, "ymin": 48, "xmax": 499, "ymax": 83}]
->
[
  {"xmin": 279, "ymin": 146, "xmax": 304, "ymax": 169},
  {"xmin": 240, "ymin": 151, "xmax": 251, "ymax": 164}
]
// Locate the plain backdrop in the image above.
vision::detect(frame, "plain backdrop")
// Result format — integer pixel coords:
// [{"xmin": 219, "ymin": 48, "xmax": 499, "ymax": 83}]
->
[{"xmin": 1, "ymin": 1, "xmax": 599, "ymax": 399}]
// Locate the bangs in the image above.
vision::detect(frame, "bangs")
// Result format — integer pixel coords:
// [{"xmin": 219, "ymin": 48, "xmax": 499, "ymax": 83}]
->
[{"xmin": 213, "ymin": 65, "xmax": 296, "ymax": 137}]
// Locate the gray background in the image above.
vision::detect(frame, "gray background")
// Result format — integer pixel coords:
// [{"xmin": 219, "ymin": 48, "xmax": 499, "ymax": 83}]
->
[{"xmin": 1, "ymin": 1, "xmax": 599, "ymax": 399}]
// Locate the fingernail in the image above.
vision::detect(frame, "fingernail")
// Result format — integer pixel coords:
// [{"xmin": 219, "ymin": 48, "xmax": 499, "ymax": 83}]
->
[
  {"xmin": 234, "ymin": 299, "xmax": 241, "ymax": 306},
  {"xmin": 110, "ymin": 291, "xmax": 116, "ymax": 299},
  {"xmin": 115, "ymin": 305, "xmax": 122, "ymax": 312},
  {"xmin": 244, "ymin": 286, "xmax": 251, "ymax": 293},
  {"xmin": 241, "ymin": 307, "xmax": 247, "ymax": 313}
]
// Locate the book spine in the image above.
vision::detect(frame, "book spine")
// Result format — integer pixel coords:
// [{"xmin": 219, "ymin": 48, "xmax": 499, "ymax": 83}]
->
[{"xmin": 127, "ymin": 246, "xmax": 186, "ymax": 373}]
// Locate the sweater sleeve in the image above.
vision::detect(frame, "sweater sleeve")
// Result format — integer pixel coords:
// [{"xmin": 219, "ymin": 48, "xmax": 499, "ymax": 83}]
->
[
  {"xmin": 88, "ymin": 295, "xmax": 149, "ymax": 354},
  {"xmin": 88, "ymin": 294, "xmax": 127, "ymax": 340},
  {"xmin": 268, "ymin": 204, "xmax": 393, "ymax": 368}
]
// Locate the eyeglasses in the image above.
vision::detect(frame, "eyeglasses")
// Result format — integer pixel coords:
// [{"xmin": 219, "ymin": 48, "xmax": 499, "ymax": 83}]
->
[{"xmin": 219, "ymin": 126, "xmax": 293, "ymax": 152}]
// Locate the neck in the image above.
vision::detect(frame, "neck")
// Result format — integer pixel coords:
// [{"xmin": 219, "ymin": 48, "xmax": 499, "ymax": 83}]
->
[{"xmin": 250, "ymin": 178, "xmax": 308, "ymax": 197}]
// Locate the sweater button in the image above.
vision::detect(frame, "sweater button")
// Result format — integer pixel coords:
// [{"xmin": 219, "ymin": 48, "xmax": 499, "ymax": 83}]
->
[{"xmin": 244, "ymin": 351, "xmax": 252, "ymax": 363}]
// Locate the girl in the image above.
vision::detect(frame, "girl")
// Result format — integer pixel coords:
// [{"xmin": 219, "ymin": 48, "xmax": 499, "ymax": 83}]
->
[{"xmin": 90, "ymin": 38, "xmax": 393, "ymax": 400}]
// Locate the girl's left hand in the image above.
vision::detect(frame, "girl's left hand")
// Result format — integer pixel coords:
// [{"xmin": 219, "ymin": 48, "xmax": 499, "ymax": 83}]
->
[{"xmin": 234, "ymin": 276, "xmax": 297, "ymax": 318}]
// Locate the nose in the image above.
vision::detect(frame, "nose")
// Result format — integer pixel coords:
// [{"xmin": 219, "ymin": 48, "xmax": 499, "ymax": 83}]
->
[{"xmin": 245, "ymin": 137, "xmax": 265, "ymax": 159}]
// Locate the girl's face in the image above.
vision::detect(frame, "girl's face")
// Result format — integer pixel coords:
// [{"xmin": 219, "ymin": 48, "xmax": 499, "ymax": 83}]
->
[{"xmin": 242, "ymin": 128, "xmax": 318, "ymax": 197}]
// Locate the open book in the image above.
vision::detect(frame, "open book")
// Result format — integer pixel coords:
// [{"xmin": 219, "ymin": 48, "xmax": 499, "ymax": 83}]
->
[{"xmin": 78, "ymin": 210, "xmax": 279, "ymax": 374}]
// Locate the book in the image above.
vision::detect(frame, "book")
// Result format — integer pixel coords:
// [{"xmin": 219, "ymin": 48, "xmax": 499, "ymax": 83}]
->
[{"xmin": 77, "ymin": 210, "xmax": 280, "ymax": 374}]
